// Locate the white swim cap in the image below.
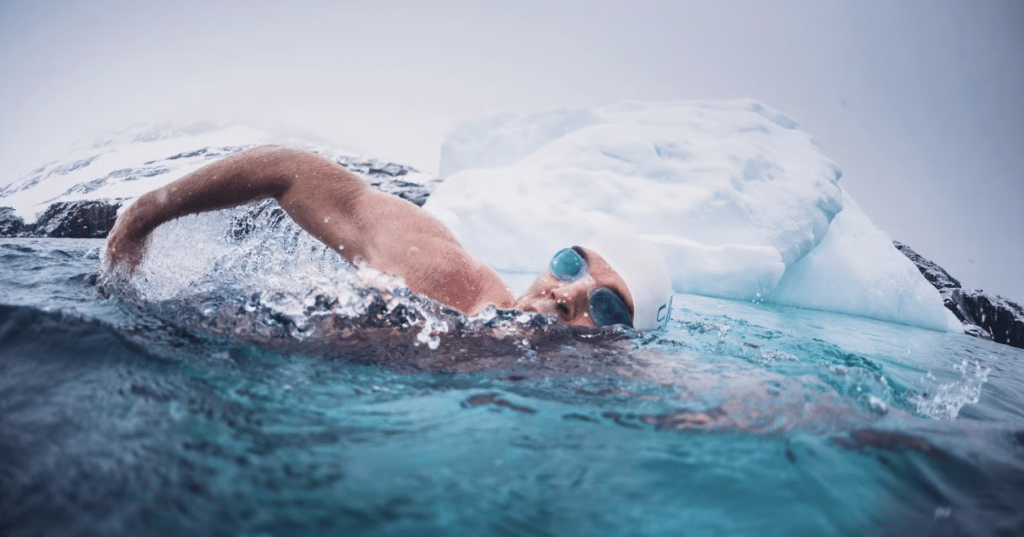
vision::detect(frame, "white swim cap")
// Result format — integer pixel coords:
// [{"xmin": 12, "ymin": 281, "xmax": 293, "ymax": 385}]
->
[{"xmin": 583, "ymin": 232, "xmax": 674, "ymax": 331}]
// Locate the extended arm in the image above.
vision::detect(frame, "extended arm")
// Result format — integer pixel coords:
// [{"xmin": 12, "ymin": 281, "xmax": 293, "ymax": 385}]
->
[
  {"xmin": 105, "ymin": 145, "xmax": 367, "ymax": 271},
  {"xmin": 105, "ymin": 145, "xmax": 515, "ymax": 314}
]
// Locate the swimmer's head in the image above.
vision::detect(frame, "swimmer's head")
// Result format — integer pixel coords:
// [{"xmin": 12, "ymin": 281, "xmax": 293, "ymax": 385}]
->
[
  {"xmin": 582, "ymin": 232, "xmax": 673, "ymax": 331},
  {"xmin": 514, "ymin": 234, "xmax": 673, "ymax": 331}
]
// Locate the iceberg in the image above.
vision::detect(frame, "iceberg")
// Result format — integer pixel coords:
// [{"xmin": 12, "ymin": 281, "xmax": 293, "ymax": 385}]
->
[{"xmin": 424, "ymin": 99, "xmax": 961, "ymax": 332}]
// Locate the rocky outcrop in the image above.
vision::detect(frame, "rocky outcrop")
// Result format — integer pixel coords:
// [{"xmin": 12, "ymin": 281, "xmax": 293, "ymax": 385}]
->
[
  {"xmin": 892, "ymin": 241, "xmax": 961, "ymax": 290},
  {"xmin": 895, "ymin": 241, "xmax": 1024, "ymax": 349},
  {"xmin": 0, "ymin": 200, "xmax": 123, "ymax": 239},
  {"xmin": 956, "ymin": 290, "xmax": 1024, "ymax": 347},
  {"xmin": 33, "ymin": 200, "xmax": 123, "ymax": 238},
  {"xmin": 0, "ymin": 207, "xmax": 26, "ymax": 236}
]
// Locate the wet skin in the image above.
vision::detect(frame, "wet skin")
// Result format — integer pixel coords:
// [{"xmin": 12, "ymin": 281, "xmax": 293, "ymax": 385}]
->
[
  {"xmin": 514, "ymin": 247, "xmax": 635, "ymax": 329},
  {"xmin": 105, "ymin": 146, "xmax": 634, "ymax": 329}
]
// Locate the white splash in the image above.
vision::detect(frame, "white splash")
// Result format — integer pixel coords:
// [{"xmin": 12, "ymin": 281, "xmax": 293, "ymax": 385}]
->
[{"xmin": 912, "ymin": 360, "xmax": 992, "ymax": 419}]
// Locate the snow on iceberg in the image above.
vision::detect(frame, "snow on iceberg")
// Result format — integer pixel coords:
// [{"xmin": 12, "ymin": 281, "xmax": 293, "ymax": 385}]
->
[
  {"xmin": 424, "ymin": 99, "xmax": 960, "ymax": 332},
  {"xmin": 767, "ymin": 191, "xmax": 961, "ymax": 331}
]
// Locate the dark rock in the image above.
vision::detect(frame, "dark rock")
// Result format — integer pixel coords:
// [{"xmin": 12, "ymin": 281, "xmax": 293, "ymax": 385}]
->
[
  {"xmin": 937, "ymin": 287, "xmax": 980, "ymax": 327},
  {"xmin": 893, "ymin": 241, "xmax": 961, "ymax": 289},
  {"xmin": 0, "ymin": 200, "xmax": 124, "ymax": 238},
  {"xmin": 895, "ymin": 240, "xmax": 1024, "ymax": 349},
  {"xmin": 936, "ymin": 287, "xmax": 992, "ymax": 341},
  {"xmin": 33, "ymin": 200, "xmax": 122, "ymax": 238},
  {"xmin": 958, "ymin": 290, "xmax": 1024, "ymax": 348},
  {"xmin": 0, "ymin": 207, "xmax": 26, "ymax": 236},
  {"xmin": 961, "ymin": 322, "xmax": 992, "ymax": 340}
]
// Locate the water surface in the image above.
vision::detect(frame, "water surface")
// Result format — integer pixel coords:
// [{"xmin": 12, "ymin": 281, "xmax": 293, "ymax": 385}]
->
[{"xmin": 1, "ymin": 236, "xmax": 1022, "ymax": 536}]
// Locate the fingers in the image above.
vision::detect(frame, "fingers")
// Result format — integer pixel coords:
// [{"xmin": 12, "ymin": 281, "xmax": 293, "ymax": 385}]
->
[
  {"xmin": 103, "ymin": 199, "xmax": 154, "ymax": 276},
  {"xmin": 104, "ymin": 229, "xmax": 144, "ymax": 276}
]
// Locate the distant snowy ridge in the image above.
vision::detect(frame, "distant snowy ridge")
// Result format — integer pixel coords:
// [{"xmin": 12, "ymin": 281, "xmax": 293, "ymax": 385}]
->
[
  {"xmin": 0, "ymin": 124, "xmax": 441, "ymax": 236},
  {"xmin": 0, "ymin": 124, "xmax": 271, "ymax": 220},
  {"xmin": 426, "ymin": 99, "xmax": 962, "ymax": 332}
]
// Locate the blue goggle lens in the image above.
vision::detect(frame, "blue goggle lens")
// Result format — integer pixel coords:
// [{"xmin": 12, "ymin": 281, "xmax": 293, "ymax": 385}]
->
[
  {"xmin": 589, "ymin": 287, "xmax": 633, "ymax": 328},
  {"xmin": 550, "ymin": 248, "xmax": 586, "ymax": 281},
  {"xmin": 549, "ymin": 247, "xmax": 633, "ymax": 328}
]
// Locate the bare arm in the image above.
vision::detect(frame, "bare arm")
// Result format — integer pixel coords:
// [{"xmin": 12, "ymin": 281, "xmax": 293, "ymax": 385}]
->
[
  {"xmin": 105, "ymin": 145, "xmax": 515, "ymax": 314},
  {"xmin": 106, "ymin": 145, "xmax": 357, "ymax": 270}
]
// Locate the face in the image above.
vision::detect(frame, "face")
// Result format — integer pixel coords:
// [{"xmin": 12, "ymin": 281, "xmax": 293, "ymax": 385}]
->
[{"xmin": 514, "ymin": 246, "xmax": 635, "ymax": 328}]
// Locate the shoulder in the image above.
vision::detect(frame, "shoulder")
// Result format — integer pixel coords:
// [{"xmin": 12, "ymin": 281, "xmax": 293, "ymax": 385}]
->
[{"xmin": 371, "ymin": 231, "xmax": 513, "ymax": 315}]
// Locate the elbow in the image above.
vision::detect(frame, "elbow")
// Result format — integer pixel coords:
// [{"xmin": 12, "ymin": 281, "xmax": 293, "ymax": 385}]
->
[
  {"xmin": 240, "ymin": 144, "xmax": 310, "ymax": 166},
  {"xmin": 250, "ymin": 144, "xmax": 317, "ymax": 160},
  {"xmin": 240, "ymin": 145, "xmax": 320, "ymax": 197}
]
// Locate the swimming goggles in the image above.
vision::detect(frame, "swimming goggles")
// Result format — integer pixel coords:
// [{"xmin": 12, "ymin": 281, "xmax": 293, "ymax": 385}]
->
[{"xmin": 549, "ymin": 247, "xmax": 633, "ymax": 328}]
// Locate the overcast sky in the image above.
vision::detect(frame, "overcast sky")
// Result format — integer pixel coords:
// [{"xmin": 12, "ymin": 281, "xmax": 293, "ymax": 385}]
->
[{"xmin": 2, "ymin": 0, "xmax": 1022, "ymax": 301}]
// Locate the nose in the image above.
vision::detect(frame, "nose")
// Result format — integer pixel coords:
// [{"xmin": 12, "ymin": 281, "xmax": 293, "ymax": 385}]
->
[{"xmin": 549, "ymin": 276, "xmax": 594, "ymax": 321}]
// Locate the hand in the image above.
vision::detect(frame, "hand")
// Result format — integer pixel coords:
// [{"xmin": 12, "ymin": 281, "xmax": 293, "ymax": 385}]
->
[{"xmin": 104, "ymin": 204, "xmax": 152, "ymax": 275}]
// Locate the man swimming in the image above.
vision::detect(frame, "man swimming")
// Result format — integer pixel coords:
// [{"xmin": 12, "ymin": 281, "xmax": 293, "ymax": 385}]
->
[{"xmin": 105, "ymin": 145, "xmax": 673, "ymax": 330}]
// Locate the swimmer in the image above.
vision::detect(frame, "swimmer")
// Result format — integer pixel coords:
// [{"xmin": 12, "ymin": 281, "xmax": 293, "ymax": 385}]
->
[{"xmin": 105, "ymin": 145, "xmax": 673, "ymax": 330}]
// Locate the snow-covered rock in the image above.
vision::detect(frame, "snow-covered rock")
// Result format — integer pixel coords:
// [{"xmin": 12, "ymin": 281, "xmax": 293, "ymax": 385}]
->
[
  {"xmin": 0, "ymin": 208, "xmax": 27, "ymax": 236},
  {"xmin": 893, "ymin": 241, "xmax": 961, "ymax": 290},
  {"xmin": 956, "ymin": 290, "xmax": 1024, "ymax": 348},
  {"xmin": 424, "ymin": 99, "xmax": 959, "ymax": 332},
  {"xmin": 896, "ymin": 241, "xmax": 1024, "ymax": 348},
  {"xmin": 0, "ymin": 201, "xmax": 123, "ymax": 238}
]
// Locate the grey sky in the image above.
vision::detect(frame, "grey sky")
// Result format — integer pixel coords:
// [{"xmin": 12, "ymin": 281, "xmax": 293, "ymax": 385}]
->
[{"xmin": 2, "ymin": 0, "xmax": 1022, "ymax": 301}]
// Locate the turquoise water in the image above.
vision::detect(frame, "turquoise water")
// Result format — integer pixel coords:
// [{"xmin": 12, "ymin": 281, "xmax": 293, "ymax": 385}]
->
[{"xmin": 1, "ymin": 237, "xmax": 1023, "ymax": 536}]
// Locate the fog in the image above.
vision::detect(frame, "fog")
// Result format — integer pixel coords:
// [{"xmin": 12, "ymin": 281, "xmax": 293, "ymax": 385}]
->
[{"xmin": 2, "ymin": 0, "xmax": 1021, "ymax": 301}]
